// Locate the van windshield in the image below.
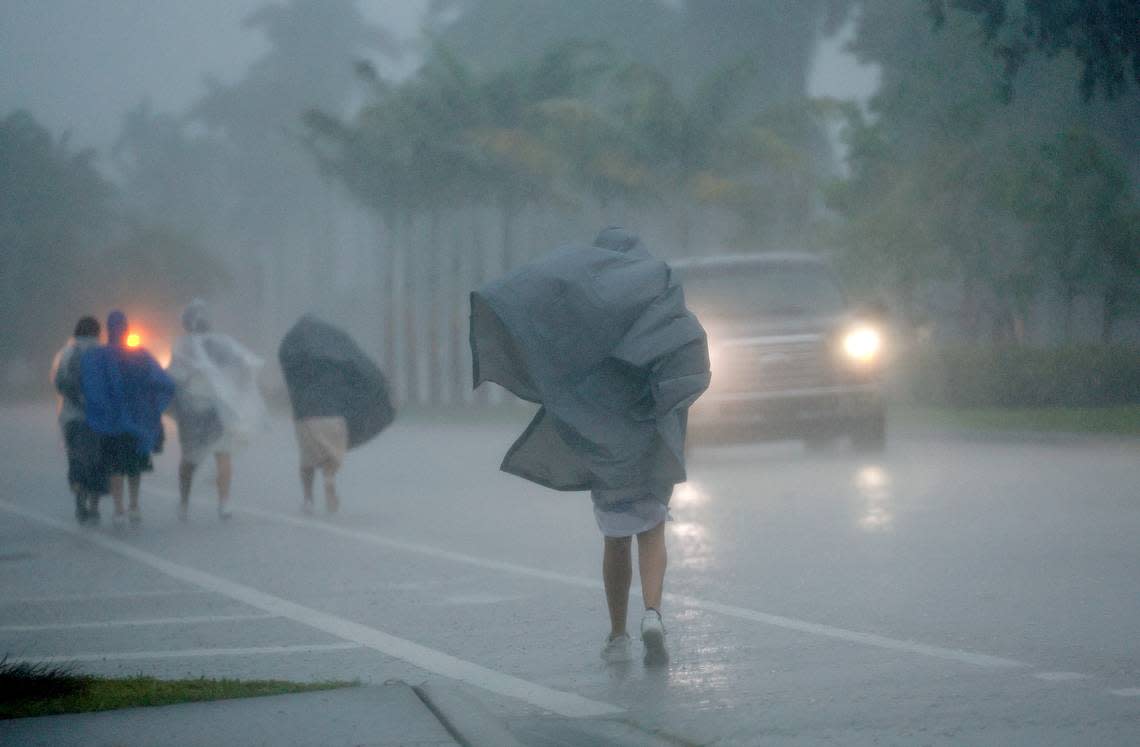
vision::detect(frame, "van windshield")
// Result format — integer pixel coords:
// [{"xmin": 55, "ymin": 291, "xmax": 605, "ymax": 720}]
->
[{"xmin": 675, "ymin": 261, "xmax": 847, "ymax": 320}]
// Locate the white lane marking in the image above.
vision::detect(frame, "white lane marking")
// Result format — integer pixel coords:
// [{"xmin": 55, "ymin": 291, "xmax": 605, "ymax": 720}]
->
[
  {"xmin": 3, "ymin": 643, "xmax": 361, "ymax": 665},
  {"xmin": 1109, "ymin": 688, "xmax": 1140, "ymax": 697},
  {"xmin": 0, "ymin": 500, "xmax": 622, "ymax": 719},
  {"xmin": 229, "ymin": 504, "xmax": 603, "ymax": 591},
  {"xmin": 236, "ymin": 505, "xmax": 1029, "ymax": 670},
  {"xmin": 0, "ymin": 589, "xmax": 212, "ymax": 605},
  {"xmin": 0, "ymin": 613, "xmax": 275, "ymax": 632},
  {"xmin": 1033, "ymin": 672, "xmax": 1091, "ymax": 682}
]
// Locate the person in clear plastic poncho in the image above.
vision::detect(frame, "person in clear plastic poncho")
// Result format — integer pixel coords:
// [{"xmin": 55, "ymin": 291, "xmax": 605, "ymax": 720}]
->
[
  {"xmin": 470, "ymin": 227, "xmax": 710, "ymax": 666},
  {"xmin": 167, "ymin": 300, "xmax": 266, "ymax": 520}
]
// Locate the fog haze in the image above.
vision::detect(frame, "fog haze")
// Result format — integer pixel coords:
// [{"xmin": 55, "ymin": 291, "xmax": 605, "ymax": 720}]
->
[{"xmin": 0, "ymin": 0, "xmax": 426, "ymax": 150}]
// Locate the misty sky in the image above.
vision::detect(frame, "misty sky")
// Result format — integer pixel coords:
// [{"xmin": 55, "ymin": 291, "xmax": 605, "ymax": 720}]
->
[
  {"xmin": 0, "ymin": 0, "xmax": 427, "ymax": 150},
  {"xmin": 0, "ymin": 0, "xmax": 877, "ymax": 153}
]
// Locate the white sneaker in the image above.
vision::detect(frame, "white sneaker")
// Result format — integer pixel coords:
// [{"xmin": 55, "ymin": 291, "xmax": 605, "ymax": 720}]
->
[
  {"xmin": 640, "ymin": 608, "xmax": 668, "ymax": 665},
  {"xmin": 600, "ymin": 632, "xmax": 633, "ymax": 663}
]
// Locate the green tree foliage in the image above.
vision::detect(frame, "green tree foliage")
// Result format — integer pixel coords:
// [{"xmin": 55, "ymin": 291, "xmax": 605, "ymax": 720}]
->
[
  {"xmin": 927, "ymin": 0, "xmax": 1140, "ymax": 100},
  {"xmin": 306, "ymin": 42, "xmax": 613, "ymax": 260},
  {"xmin": 0, "ymin": 111, "xmax": 112, "ymax": 370},
  {"xmin": 829, "ymin": 0, "xmax": 1140, "ymax": 342},
  {"xmin": 428, "ymin": 0, "xmax": 850, "ymax": 101},
  {"xmin": 0, "ymin": 111, "xmax": 230, "ymax": 388},
  {"xmin": 1012, "ymin": 130, "xmax": 1140, "ymax": 336}
]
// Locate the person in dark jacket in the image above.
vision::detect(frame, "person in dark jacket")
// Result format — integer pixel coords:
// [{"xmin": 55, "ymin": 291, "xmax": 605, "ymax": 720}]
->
[
  {"xmin": 278, "ymin": 315, "xmax": 394, "ymax": 514},
  {"xmin": 50, "ymin": 316, "xmax": 108, "ymax": 524},
  {"xmin": 470, "ymin": 227, "xmax": 710, "ymax": 665},
  {"xmin": 81, "ymin": 310, "xmax": 175, "ymax": 526}
]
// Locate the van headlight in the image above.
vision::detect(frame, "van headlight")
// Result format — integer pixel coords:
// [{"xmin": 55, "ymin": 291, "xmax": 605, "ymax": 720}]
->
[{"xmin": 842, "ymin": 326, "xmax": 882, "ymax": 362}]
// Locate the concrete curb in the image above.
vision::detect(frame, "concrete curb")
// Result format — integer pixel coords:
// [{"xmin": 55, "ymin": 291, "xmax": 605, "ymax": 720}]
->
[{"xmin": 414, "ymin": 680, "xmax": 525, "ymax": 747}]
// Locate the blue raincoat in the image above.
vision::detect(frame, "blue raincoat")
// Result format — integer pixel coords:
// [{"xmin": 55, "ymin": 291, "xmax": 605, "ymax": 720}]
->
[{"xmin": 81, "ymin": 311, "xmax": 175, "ymax": 455}]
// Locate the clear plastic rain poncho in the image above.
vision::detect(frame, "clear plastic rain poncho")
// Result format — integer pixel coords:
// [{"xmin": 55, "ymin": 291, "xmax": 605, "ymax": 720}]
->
[{"xmin": 167, "ymin": 300, "xmax": 267, "ymax": 464}]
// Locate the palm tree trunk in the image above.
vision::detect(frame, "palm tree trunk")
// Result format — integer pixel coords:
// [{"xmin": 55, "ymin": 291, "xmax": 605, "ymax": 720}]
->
[
  {"xmin": 412, "ymin": 213, "xmax": 432, "ymax": 404},
  {"xmin": 459, "ymin": 207, "xmax": 477, "ymax": 404},
  {"xmin": 379, "ymin": 213, "xmax": 398, "ymax": 400},
  {"xmin": 392, "ymin": 213, "xmax": 411, "ymax": 403}
]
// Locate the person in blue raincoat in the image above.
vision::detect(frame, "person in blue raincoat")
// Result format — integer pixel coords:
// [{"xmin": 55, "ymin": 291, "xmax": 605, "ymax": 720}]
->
[
  {"xmin": 470, "ymin": 227, "xmax": 710, "ymax": 665},
  {"xmin": 81, "ymin": 310, "xmax": 175, "ymax": 526},
  {"xmin": 50, "ymin": 316, "xmax": 109, "ymax": 524}
]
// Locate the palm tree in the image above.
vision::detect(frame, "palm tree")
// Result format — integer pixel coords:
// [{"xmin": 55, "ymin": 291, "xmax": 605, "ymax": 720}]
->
[{"xmin": 612, "ymin": 58, "xmax": 762, "ymax": 251}]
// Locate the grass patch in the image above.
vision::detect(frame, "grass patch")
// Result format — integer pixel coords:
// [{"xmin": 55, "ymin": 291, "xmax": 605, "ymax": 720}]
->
[
  {"xmin": 0, "ymin": 658, "xmax": 355, "ymax": 720},
  {"xmin": 894, "ymin": 404, "xmax": 1140, "ymax": 436}
]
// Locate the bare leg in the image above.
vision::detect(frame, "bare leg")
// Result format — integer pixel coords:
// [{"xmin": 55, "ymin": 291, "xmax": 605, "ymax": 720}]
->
[
  {"xmin": 109, "ymin": 474, "xmax": 125, "ymax": 516},
  {"xmin": 74, "ymin": 488, "xmax": 88, "ymax": 523},
  {"xmin": 636, "ymin": 522, "xmax": 667, "ymax": 611},
  {"xmin": 215, "ymin": 452, "xmax": 232, "ymax": 507},
  {"xmin": 179, "ymin": 461, "xmax": 195, "ymax": 504},
  {"xmin": 323, "ymin": 469, "xmax": 339, "ymax": 514},
  {"xmin": 301, "ymin": 467, "xmax": 315, "ymax": 512},
  {"xmin": 603, "ymin": 535, "xmax": 633, "ymax": 637},
  {"xmin": 127, "ymin": 474, "xmax": 141, "ymax": 512}
]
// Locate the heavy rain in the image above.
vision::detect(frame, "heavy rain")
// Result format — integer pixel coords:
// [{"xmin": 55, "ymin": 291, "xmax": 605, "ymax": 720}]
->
[{"xmin": 1, "ymin": 2, "xmax": 1138, "ymax": 745}]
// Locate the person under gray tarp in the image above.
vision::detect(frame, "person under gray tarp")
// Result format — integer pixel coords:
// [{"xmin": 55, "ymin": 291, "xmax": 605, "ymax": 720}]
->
[
  {"xmin": 278, "ymin": 314, "xmax": 395, "ymax": 514},
  {"xmin": 470, "ymin": 226, "xmax": 710, "ymax": 666}
]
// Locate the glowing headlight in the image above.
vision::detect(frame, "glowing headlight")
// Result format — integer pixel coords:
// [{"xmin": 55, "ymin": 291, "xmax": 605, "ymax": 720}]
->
[
  {"xmin": 707, "ymin": 341, "xmax": 720, "ymax": 374},
  {"xmin": 843, "ymin": 326, "xmax": 882, "ymax": 362}
]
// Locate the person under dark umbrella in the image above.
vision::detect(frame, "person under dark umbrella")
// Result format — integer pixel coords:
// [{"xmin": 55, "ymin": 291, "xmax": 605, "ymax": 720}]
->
[
  {"xmin": 470, "ymin": 227, "xmax": 710, "ymax": 665},
  {"xmin": 278, "ymin": 314, "xmax": 395, "ymax": 515},
  {"xmin": 50, "ymin": 316, "xmax": 109, "ymax": 524},
  {"xmin": 80, "ymin": 310, "xmax": 175, "ymax": 526}
]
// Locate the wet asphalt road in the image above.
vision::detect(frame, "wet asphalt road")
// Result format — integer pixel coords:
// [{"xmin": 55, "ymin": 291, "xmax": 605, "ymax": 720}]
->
[{"xmin": 1, "ymin": 403, "xmax": 1138, "ymax": 745}]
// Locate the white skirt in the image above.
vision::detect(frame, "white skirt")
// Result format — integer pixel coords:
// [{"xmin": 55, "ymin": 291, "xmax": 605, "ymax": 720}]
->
[{"xmin": 593, "ymin": 497, "xmax": 671, "ymax": 537}]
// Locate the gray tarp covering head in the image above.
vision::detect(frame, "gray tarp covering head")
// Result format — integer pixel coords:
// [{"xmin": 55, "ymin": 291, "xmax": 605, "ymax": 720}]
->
[
  {"xmin": 278, "ymin": 314, "xmax": 395, "ymax": 449},
  {"xmin": 469, "ymin": 228, "xmax": 710, "ymax": 495}
]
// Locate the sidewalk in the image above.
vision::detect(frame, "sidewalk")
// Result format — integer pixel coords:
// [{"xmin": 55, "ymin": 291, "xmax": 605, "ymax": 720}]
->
[{"xmin": 0, "ymin": 681, "xmax": 460, "ymax": 747}]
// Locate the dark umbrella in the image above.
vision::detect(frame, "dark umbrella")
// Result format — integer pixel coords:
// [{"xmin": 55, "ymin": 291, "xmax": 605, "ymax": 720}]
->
[
  {"xmin": 470, "ymin": 234, "xmax": 710, "ymax": 493},
  {"xmin": 278, "ymin": 314, "xmax": 395, "ymax": 449}
]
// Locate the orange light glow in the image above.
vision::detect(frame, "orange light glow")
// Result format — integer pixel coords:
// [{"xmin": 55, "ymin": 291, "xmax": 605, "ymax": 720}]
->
[{"xmin": 126, "ymin": 332, "xmax": 142, "ymax": 348}]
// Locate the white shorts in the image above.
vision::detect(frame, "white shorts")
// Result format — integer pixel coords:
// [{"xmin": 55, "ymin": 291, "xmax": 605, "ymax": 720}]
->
[{"xmin": 593, "ymin": 498, "xmax": 670, "ymax": 538}]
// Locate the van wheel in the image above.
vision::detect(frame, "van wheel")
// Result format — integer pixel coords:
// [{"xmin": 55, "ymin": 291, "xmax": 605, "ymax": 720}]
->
[{"xmin": 850, "ymin": 412, "xmax": 886, "ymax": 453}]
